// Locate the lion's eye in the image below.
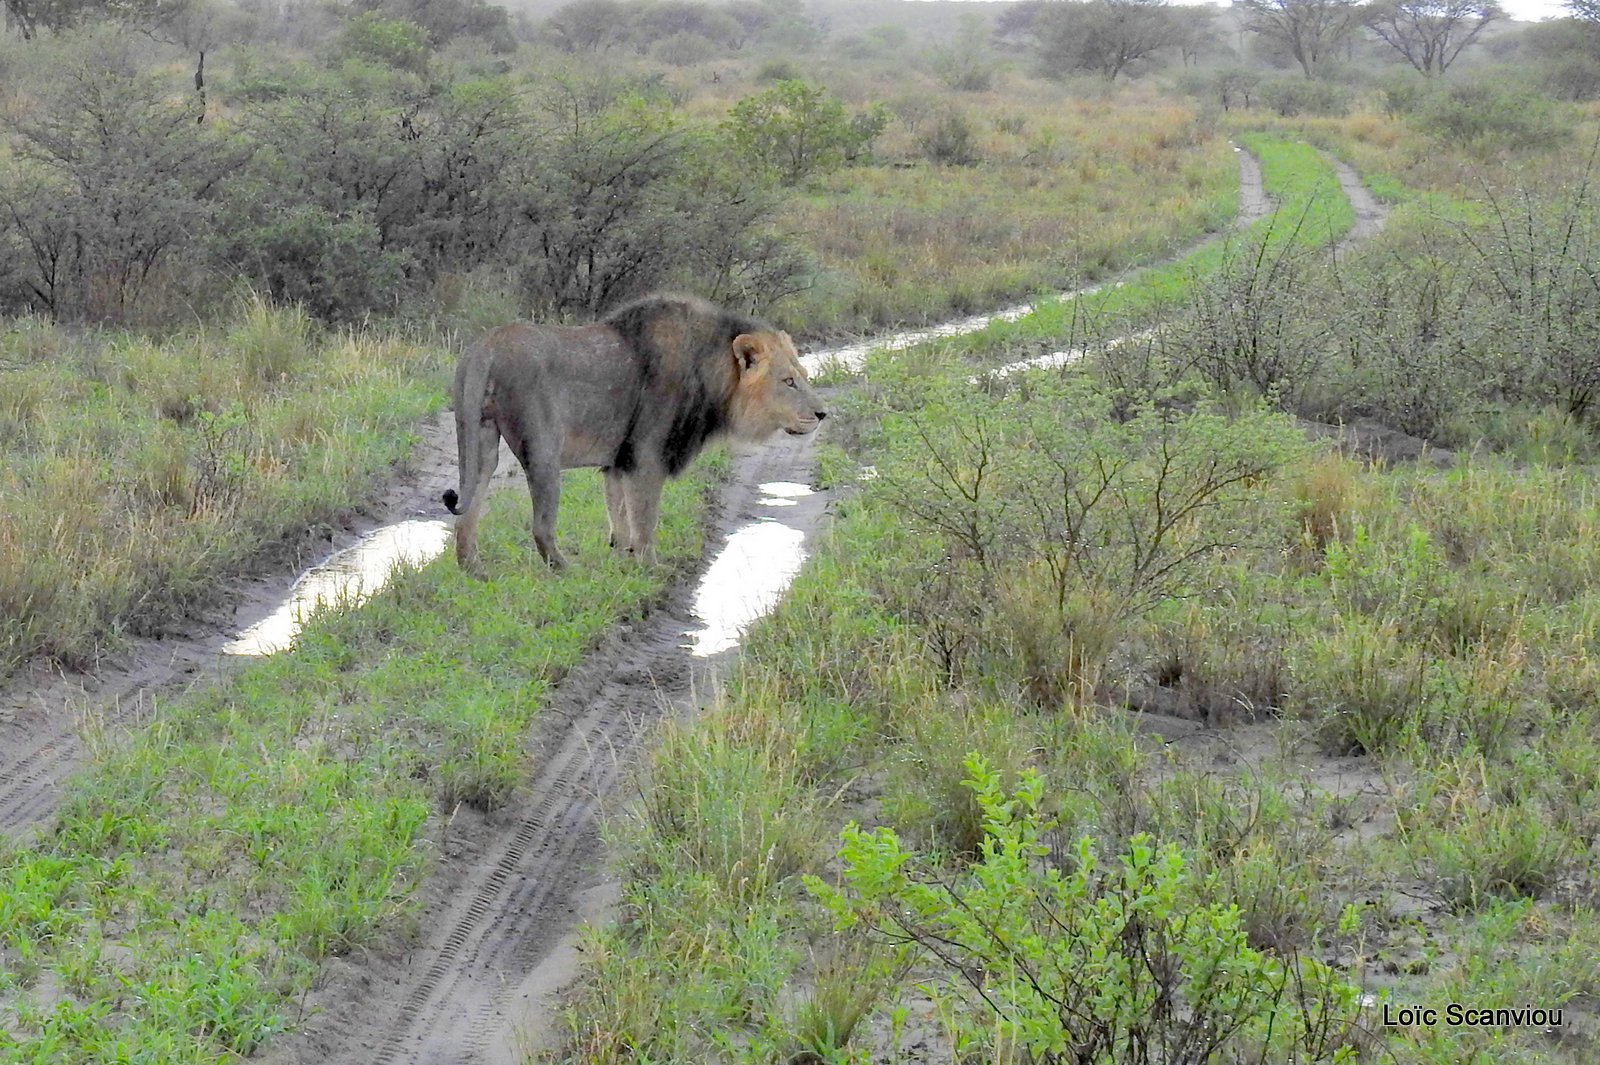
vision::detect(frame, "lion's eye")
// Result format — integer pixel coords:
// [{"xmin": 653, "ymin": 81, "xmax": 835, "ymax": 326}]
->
[{"xmin": 784, "ymin": 377, "xmax": 797, "ymax": 387}]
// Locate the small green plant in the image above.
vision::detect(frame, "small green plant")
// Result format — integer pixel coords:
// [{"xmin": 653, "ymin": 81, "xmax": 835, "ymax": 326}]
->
[{"xmin": 787, "ymin": 932, "xmax": 908, "ymax": 1057}]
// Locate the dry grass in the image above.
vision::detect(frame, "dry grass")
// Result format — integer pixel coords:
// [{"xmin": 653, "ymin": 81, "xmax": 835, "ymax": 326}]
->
[{"xmin": 0, "ymin": 301, "xmax": 445, "ymax": 676}]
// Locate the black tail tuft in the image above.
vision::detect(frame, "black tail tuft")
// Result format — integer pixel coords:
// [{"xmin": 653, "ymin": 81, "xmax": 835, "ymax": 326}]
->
[{"xmin": 442, "ymin": 489, "xmax": 460, "ymax": 514}]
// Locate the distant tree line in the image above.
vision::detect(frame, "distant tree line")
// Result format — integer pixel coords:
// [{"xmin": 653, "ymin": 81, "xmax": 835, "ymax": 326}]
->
[
  {"xmin": 0, "ymin": 36, "xmax": 883, "ymax": 324},
  {"xmin": 992, "ymin": 0, "xmax": 1582, "ymax": 81},
  {"xmin": 1, "ymin": 0, "xmax": 513, "ymax": 50},
  {"xmin": 541, "ymin": 0, "xmax": 820, "ymax": 62}
]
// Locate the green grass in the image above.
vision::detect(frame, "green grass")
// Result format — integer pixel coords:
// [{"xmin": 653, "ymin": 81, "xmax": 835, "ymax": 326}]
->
[
  {"xmin": 0, "ymin": 466, "xmax": 713, "ymax": 1061},
  {"xmin": 778, "ymin": 97, "xmax": 1239, "ymax": 338}
]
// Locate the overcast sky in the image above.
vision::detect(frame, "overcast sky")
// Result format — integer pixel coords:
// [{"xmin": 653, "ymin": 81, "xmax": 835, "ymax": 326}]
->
[{"xmin": 911, "ymin": 0, "xmax": 1571, "ymax": 27}]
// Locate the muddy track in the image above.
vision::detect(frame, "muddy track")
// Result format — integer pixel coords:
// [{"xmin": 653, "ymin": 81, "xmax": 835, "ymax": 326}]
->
[
  {"xmin": 0, "ymin": 142, "xmax": 1271, "ymax": 845},
  {"xmin": 0, "ymin": 415, "xmax": 464, "ymax": 838},
  {"xmin": 258, "ymin": 430, "xmax": 828, "ymax": 1065},
  {"xmin": 1328, "ymin": 154, "xmax": 1389, "ymax": 250},
  {"xmin": 260, "ymin": 142, "xmax": 1290, "ymax": 1065}
]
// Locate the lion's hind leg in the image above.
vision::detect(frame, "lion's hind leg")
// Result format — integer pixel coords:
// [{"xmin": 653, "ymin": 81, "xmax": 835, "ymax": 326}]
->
[
  {"xmin": 511, "ymin": 435, "xmax": 568, "ymax": 572},
  {"xmin": 453, "ymin": 420, "xmax": 501, "ymax": 576}
]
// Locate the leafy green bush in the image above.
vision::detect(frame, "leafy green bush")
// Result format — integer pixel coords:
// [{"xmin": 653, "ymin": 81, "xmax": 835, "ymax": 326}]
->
[
  {"xmin": 724, "ymin": 80, "xmax": 886, "ymax": 185},
  {"xmin": 335, "ymin": 12, "xmax": 432, "ymax": 72},
  {"xmin": 810, "ymin": 758, "xmax": 1363, "ymax": 1063},
  {"xmin": 1415, "ymin": 81, "xmax": 1571, "ymax": 153},
  {"xmin": 1259, "ymin": 76, "xmax": 1351, "ymax": 118}
]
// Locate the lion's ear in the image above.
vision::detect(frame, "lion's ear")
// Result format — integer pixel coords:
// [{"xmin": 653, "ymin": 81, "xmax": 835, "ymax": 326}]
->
[{"xmin": 731, "ymin": 333, "xmax": 768, "ymax": 373}]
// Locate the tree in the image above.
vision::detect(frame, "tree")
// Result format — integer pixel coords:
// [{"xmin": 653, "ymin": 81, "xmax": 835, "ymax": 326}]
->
[
  {"xmin": 1366, "ymin": 0, "xmax": 1501, "ymax": 75},
  {"xmin": 1570, "ymin": 0, "xmax": 1600, "ymax": 24},
  {"xmin": 1235, "ymin": 0, "xmax": 1364, "ymax": 77},
  {"xmin": 1034, "ymin": 0, "xmax": 1184, "ymax": 81},
  {"xmin": 516, "ymin": 78, "xmax": 801, "ymax": 315},
  {"xmin": 349, "ymin": 0, "xmax": 513, "ymax": 51},
  {"xmin": 1172, "ymin": 4, "xmax": 1222, "ymax": 65},
  {"xmin": 0, "ymin": 54, "xmax": 244, "ymax": 319},
  {"xmin": 543, "ymin": 0, "xmax": 631, "ymax": 51}
]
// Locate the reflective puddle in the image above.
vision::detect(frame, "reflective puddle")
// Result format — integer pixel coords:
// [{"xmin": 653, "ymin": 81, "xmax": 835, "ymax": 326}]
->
[
  {"xmin": 986, "ymin": 328, "xmax": 1157, "ymax": 379},
  {"xmin": 801, "ymin": 300, "xmax": 1040, "ymax": 375},
  {"xmin": 224, "ymin": 520, "xmax": 451, "ymax": 656},
  {"xmin": 684, "ymin": 481, "xmax": 816, "ymax": 658}
]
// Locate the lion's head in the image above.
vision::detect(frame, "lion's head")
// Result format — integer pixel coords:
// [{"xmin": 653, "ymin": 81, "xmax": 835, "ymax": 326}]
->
[{"xmin": 727, "ymin": 331, "xmax": 826, "ymax": 440}]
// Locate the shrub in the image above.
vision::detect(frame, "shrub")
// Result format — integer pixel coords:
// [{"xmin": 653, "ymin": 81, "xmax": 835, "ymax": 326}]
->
[
  {"xmin": 1259, "ymin": 76, "xmax": 1351, "ymax": 118},
  {"xmin": 917, "ymin": 108, "xmax": 981, "ymax": 166},
  {"xmin": 724, "ymin": 80, "xmax": 885, "ymax": 185},
  {"xmin": 0, "ymin": 48, "xmax": 244, "ymax": 322},
  {"xmin": 517, "ymin": 80, "xmax": 803, "ymax": 315},
  {"xmin": 810, "ymin": 758, "xmax": 1363, "ymax": 1063},
  {"xmin": 335, "ymin": 12, "xmax": 433, "ymax": 72},
  {"xmin": 1414, "ymin": 81, "xmax": 1571, "ymax": 153}
]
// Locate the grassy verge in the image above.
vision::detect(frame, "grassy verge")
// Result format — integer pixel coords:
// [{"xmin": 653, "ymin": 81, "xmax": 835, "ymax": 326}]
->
[
  {"xmin": 780, "ymin": 97, "xmax": 1238, "ymax": 338},
  {"xmin": 0, "ymin": 465, "xmax": 714, "ymax": 1060},
  {"xmin": 548, "ymin": 359, "xmax": 1600, "ymax": 1065},
  {"xmin": 0, "ymin": 299, "xmax": 446, "ymax": 680},
  {"xmin": 823, "ymin": 135, "xmax": 1354, "ymax": 374}
]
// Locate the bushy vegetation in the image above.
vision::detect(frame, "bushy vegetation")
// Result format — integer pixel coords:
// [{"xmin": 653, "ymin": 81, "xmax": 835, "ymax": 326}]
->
[
  {"xmin": 0, "ymin": 39, "xmax": 808, "ymax": 324},
  {"xmin": 9, "ymin": 0, "xmax": 1600, "ymax": 1061}
]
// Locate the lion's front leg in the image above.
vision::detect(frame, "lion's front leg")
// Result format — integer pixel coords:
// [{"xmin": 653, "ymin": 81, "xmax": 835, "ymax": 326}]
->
[
  {"xmin": 620, "ymin": 471, "xmax": 665, "ymax": 565},
  {"xmin": 602, "ymin": 467, "xmax": 632, "ymax": 554}
]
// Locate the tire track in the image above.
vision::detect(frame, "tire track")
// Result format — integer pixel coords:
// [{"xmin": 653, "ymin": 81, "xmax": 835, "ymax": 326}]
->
[
  {"xmin": 3, "ymin": 138, "xmax": 1368, "ymax": 1062},
  {"xmin": 1327, "ymin": 154, "xmax": 1390, "ymax": 249},
  {"xmin": 245, "ymin": 141, "xmax": 1330, "ymax": 1065},
  {"xmin": 259, "ymin": 429, "xmax": 826, "ymax": 1065}
]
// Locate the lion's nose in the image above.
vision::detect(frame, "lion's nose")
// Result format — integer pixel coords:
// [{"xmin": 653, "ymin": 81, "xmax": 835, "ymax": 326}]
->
[{"xmin": 815, "ymin": 410, "xmax": 827, "ymax": 421}]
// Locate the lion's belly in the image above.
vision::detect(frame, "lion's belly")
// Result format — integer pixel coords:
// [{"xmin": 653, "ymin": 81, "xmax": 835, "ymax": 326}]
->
[
  {"xmin": 557, "ymin": 402, "xmax": 629, "ymax": 468},
  {"xmin": 559, "ymin": 428, "xmax": 617, "ymax": 468}
]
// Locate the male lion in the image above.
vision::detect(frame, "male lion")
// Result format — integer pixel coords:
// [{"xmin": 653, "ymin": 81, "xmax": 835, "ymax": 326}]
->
[{"xmin": 442, "ymin": 293, "xmax": 826, "ymax": 573}]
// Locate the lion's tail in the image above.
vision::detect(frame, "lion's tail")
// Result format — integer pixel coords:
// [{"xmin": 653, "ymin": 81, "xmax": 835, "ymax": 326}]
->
[{"xmin": 444, "ymin": 348, "xmax": 494, "ymax": 516}]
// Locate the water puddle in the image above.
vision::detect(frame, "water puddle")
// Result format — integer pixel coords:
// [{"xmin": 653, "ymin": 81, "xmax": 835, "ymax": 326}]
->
[
  {"xmin": 684, "ymin": 482, "xmax": 815, "ymax": 658},
  {"xmin": 223, "ymin": 520, "xmax": 451, "ymax": 656}
]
